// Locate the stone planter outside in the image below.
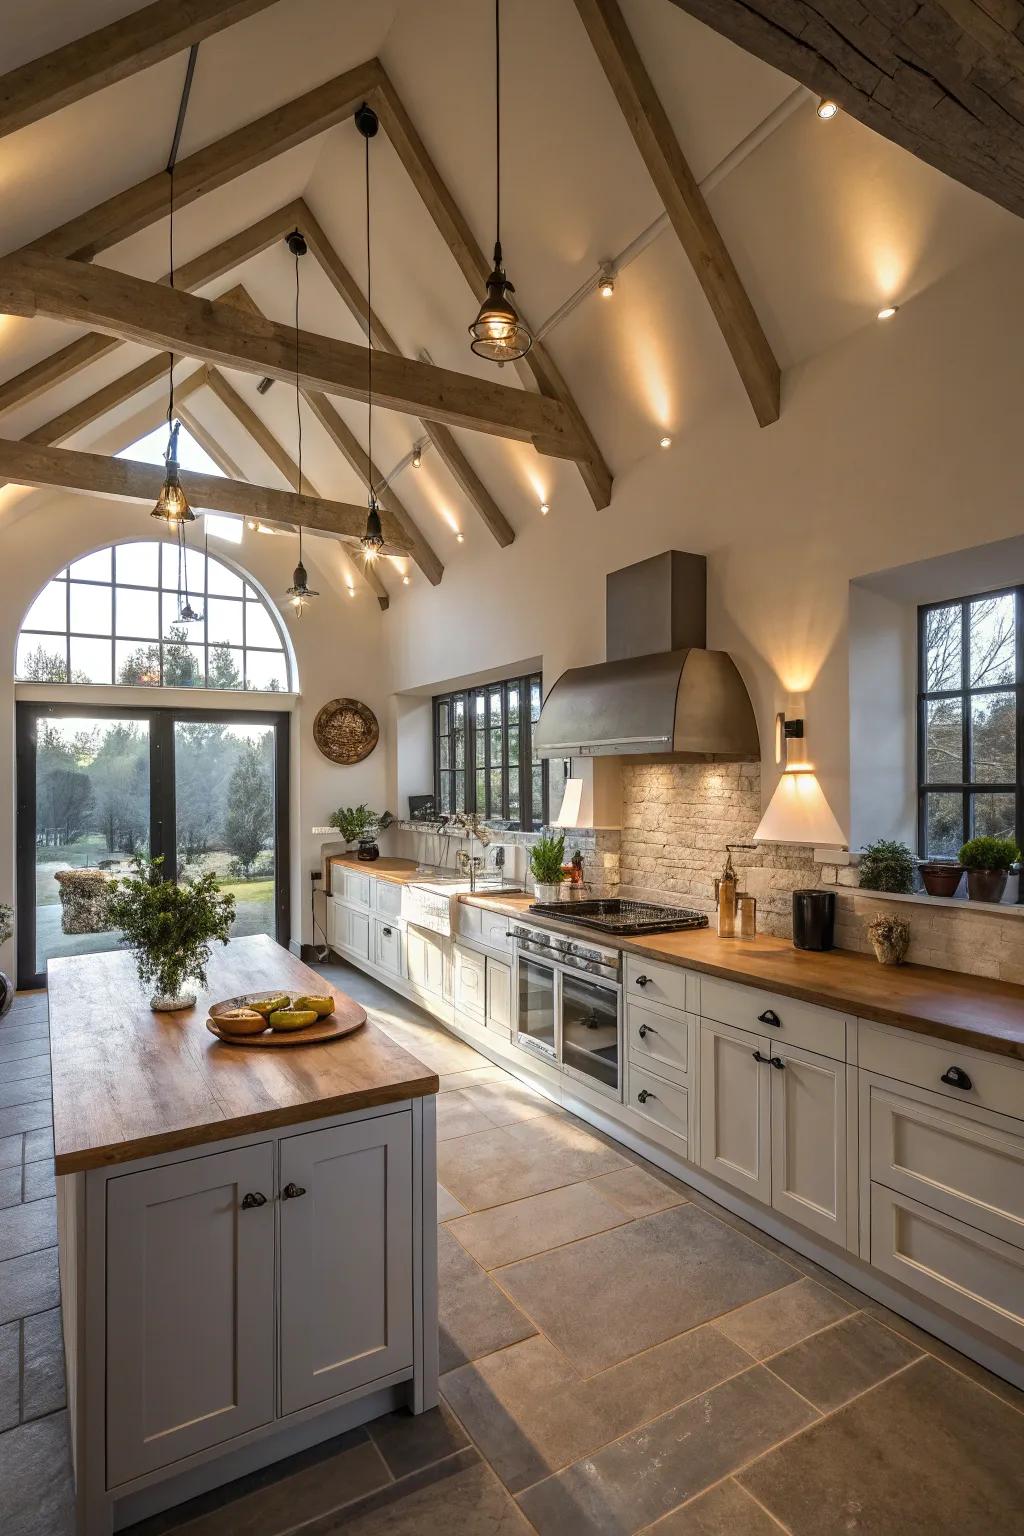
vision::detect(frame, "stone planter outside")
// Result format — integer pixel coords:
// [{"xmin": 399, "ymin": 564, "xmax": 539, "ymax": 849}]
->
[
  {"xmin": 965, "ymin": 868, "xmax": 1009, "ymax": 903},
  {"xmin": 55, "ymin": 868, "xmax": 115, "ymax": 935}
]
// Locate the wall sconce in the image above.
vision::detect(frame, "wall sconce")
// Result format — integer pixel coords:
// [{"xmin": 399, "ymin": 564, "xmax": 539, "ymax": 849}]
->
[
  {"xmin": 774, "ymin": 713, "xmax": 804, "ymax": 766},
  {"xmin": 759, "ymin": 713, "xmax": 844, "ymax": 846}
]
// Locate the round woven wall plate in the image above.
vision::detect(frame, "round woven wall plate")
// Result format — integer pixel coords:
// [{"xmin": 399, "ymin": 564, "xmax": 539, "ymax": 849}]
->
[{"xmin": 313, "ymin": 698, "xmax": 379, "ymax": 765}]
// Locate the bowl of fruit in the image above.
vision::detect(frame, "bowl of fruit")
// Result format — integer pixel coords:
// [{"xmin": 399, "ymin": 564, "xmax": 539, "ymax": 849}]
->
[{"xmin": 207, "ymin": 989, "xmax": 364, "ymax": 1046}]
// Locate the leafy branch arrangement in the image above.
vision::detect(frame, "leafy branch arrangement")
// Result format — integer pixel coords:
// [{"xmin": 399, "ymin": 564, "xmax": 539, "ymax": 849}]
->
[
  {"xmin": 858, "ymin": 839, "xmax": 916, "ymax": 894},
  {"xmin": 106, "ymin": 856, "xmax": 235, "ymax": 1004},
  {"xmin": 529, "ymin": 831, "xmax": 566, "ymax": 885},
  {"xmin": 328, "ymin": 805, "xmax": 395, "ymax": 844}
]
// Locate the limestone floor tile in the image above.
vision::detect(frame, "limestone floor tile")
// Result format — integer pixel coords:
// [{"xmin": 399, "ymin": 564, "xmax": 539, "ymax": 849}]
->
[
  {"xmin": 0, "ymin": 1164, "xmax": 22, "ymax": 1209},
  {"xmin": 517, "ymin": 1365, "xmax": 817, "ymax": 1536},
  {"xmin": 713, "ymin": 1279, "xmax": 855, "ymax": 1362},
  {"xmin": 0, "ymin": 1317, "xmax": 19, "ymax": 1431},
  {"xmin": 0, "ymin": 1197, "xmax": 56, "ymax": 1263},
  {"xmin": 588, "ymin": 1165, "xmax": 687, "ymax": 1218},
  {"xmin": 366, "ymin": 1402, "xmax": 468, "ymax": 1479},
  {"xmin": 765, "ymin": 1312, "xmax": 921, "ymax": 1412},
  {"xmin": 0, "ymin": 1103, "xmax": 51, "ymax": 1139},
  {"xmin": 646, "ymin": 1479, "xmax": 788, "ymax": 1534},
  {"xmin": 0, "ymin": 1076, "xmax": 51, "ymax": 1110},
  {"xmin": 330, "ymin": 1454, "xmax": 533, "ymax": 1534},
  {"xmin": 442, "ymin": 1326, "xmax": 751, "ymax": 1495},
  {"xmin": 504, "ymin": 1116, "xmax": 630, "ymax": 1180},
  {"xmin": 0, "ymin": 1246, "xmax": 60, "ymax": 1325},
  {"xmin": 0, "ymin": 1409, "xmax": 75, "ymax": 1536},
  {"xmin": 458, "ymin": 1080, "xmax": 562, "ymax": 1126},
  {"xmin": 4, "ymin": 1057, "xmax": 52, "ymax": 1084},
  {"xmin": 858, "ymin": 1298, "xmax": 1024, "ymax": 1417},
  {"xmin": 22, "ymin": 1307, "xmax": 65, "ymax": 1420},
  {"xmin": 437, "ymin": 1184, "xmax": 468, "ymax": 1222},
  {"xmin": 0, "ymin": 1133, "xmax": 22, "ymax": 1169},
  {"xmin": 436, "ymin": 1126, "xmax": 581, "ymax": 1213},
  {"xmin": 448, "ymin": 1181, "xmax": 629, "ymax": 1269},
  {"xmin": 437, "ymin": 1227, "xmax": 536, "ymax": 1373},
  {"xmin": 436, "ymin": 1092, "xmax": 500, "ymax": 1142},
  {"xmin": 739, "ymin": 1355, "xmax": 1024, "ymax": 1536},
  {"xmin": 22, "ymin": 1128, "xmax": 53, "ymax": 1164},
  {"xmin": 22, "ymin": 1161, "xmax": 55, "ymax": 1204},
  {"xmin": 438, "ymin": 1066, "xmax": 508, "ymax": 1092},
  {"xmin": 497, "ymin": 1205, "xmax": 798, "ymax": 1376},
  {"xmin": 0, "ymin": 1021, "xmax": 49, "ymax": 1042},
  {"xmin": 0, "ymin": 1039, "xmax": 49, "ymax": 1068}
]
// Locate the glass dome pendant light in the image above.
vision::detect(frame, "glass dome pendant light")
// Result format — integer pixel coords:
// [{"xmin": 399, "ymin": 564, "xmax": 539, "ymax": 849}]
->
[
  {"xmin": 469, "ymin": 0, "xmax": 532, "ymax": 365},
  {"xmin": 283, "ymin": 229, "xmax": 319, "ymax": 616},
  {"xmin": 357, "ymin": 104, "xmax": 385, "ymax": 563}
]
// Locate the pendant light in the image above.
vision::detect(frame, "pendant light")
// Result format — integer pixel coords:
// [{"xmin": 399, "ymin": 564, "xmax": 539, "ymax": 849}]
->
[
  {"xmin": 469, "ymin": 0, "xmax": 531, "ymax": 365},
  {"xmin": 357, "ymin": 104, "xmax": 385, "ymax": 562},
  {"xmin": 283, "ymin": 229, "xmax": 319, "ymax": 616}
]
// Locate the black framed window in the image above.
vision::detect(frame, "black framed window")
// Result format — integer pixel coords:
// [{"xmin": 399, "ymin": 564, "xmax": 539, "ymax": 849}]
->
[
  {"xmin": 918, "ymin": 588, "xmax": 1022, "ymax": 857},
  {"xmin": 433, "ymin": 674, "xmax": 566, "ymax": 830}
]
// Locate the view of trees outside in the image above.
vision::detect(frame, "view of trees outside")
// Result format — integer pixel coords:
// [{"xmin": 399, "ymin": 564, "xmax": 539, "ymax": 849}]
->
[{"xmin": 921, "ymin": 593, "xmax": 1018, "ymax": 856}]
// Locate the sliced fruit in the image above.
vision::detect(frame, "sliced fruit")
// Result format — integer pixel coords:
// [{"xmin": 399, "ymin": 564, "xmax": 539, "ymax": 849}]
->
[
  {"xmin": 215, "ymin": 1008, "xmax": 267, "ymax": 1037},
  {"xmin": 292, "ymin": 993, "xmax": 334, "ymax": 1018},
  {"xmin": 247, "ymin": 994, "xmax": 290, "ymax": 1018},
  {"xmin": 268, "ymin": 1008, "xmax": 319, "ymax": 1032}
]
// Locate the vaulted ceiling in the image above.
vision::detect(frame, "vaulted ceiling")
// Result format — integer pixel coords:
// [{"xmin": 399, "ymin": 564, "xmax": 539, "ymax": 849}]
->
[{"xmin": 0, "ymin": 0, "xmax": 1019, "ymax": 606}]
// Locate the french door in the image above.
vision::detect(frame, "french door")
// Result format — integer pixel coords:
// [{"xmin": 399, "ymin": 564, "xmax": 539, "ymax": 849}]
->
[{"xmin": 16, "ymin": 703, "xmax": 290, "ymax": 988}]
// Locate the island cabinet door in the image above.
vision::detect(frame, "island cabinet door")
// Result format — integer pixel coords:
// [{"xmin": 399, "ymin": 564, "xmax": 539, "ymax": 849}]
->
[
  {"xmin": 699, "ymin": 1018, "xmax": 771, "ymax": 1204},
  {"xmin": 105, "ymin": 1143, "xmax": 276, "ymax": 1487},
  {"xmin": 278, "ymin": 1113, "xmax": 415, "ymax": 1416}
]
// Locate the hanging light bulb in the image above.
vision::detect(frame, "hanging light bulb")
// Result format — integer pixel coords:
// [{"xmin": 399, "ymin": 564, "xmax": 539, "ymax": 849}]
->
[
  {"xmin": 151, "ymin": 422, "xmax": 195, "ymax": 523},
  {"xmin": 283, "ymin": 227, "xmax": 319, "ymax": 617},
  {"xmin": 286, "ymin": 557, "xmax": 319, "ymax": 615},
  {"xmin": 356, "ymin": 104, "xmax": 388, "ymax": 566},
  {"xmin": 152, "ymin": 87, "xmax": 196, "ymax": 526},
  {"xmin": 361, "ymin": 496, "xmax": 385, "ymax": 561},
  {"xmin": 412, "ymin": 445, "xmax": 422, "ymax": 469},
  {"xmin": 469, "ymin": 0, "xmax": 532, "ymax": 365}
]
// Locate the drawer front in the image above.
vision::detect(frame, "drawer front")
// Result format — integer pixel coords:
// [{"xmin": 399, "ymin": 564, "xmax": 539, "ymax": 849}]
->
[
  {"xmin": 342, "ymin": 871, "xmax": 372, "ymax": 910},
  {"xmin": 374, "ymin": 880, "xmax": 403, "ymax": 919},
  {"xmin": 456, "ymin": 903, "xmax": 482, "ymax": 940},
  {"xmin": 374, "ymin": 917, "xmax": 404, "ymax": 979},
  {"xmin": 347, "ymin": 909, "xmax": 371, "ymax": 962},
  {"xmin": 859, "ymin": 1022, "xmax": 1024, "ymax": 1122},
  {"xmin": 486, "ymin": 957, "xmax": 512, "ymax": 1035},
  {"xmin": 626, "ymin": 999, "xmax": 691, "ymax": 1085},
  {"xmin": 700, "ymin": 974, "xmax": 848, "ymax": 1061},
  {"xmin": 624, "ymin": 955, "xmax": 696, "ymax": 1014},
  {"xmin": 870, "ymin": 1183, "xmax": 1024, "ymax": 1352},
  {"xmin": 867, "ymin": 1075, "xmax": 1024, "ymax": 1250},
  {"xmin": 480, "ymin": 908, "xmax": 514, "ymax": 956},
  {"xmin": 453, "ymin": 943, "xmax": 486, "ymax": 1023},
  {"xmin": 628, "ymin": 1062, "xmax": 690, "ymax": 1150}
]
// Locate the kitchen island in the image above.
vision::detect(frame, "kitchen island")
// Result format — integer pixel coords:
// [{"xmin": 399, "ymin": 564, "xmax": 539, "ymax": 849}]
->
[{"xmin": 49, "ymin": 935, "xmax": 439, "ymax": 1536}]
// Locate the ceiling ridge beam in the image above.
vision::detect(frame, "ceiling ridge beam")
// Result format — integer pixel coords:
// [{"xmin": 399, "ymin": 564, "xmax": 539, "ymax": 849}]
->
[
  {"xmin": 297, "ymin": 199, "xmax": 514, "ymax": 550},
  {"xmin": 0, "ymin": 1, "xmax": 282, "ymax": 142},
  {"xmin": 0, "ymin": 250, "xmax": 588, "ymax": 456},
  {"xmin": 571, "ymin": 0, "xmax": 780, "ymax": 427},
  {"xmin": 370, "ymin": 67, "xmax": 613, "ymax": 510},
  {"xmin": 24, "ymin": 58, "xmax": 384, "ymax": 261},
  {"xmin": 0, "ymin": 201, "xmax": 304, "ymax": 420}
]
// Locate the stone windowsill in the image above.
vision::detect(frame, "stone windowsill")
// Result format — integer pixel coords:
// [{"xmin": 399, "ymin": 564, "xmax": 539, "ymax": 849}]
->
[{"xmin": 848, "ymin": 886, "xmax": 1024, "ymax": 920}]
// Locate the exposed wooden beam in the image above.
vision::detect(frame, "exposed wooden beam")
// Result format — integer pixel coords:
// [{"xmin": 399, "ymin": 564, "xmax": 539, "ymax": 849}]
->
[
  {"xmin": 0, "ymin": 251, "xmax": 587, "ymax": 457},
  {"xmin": 664, "ymin": 0, "xmax": 1024, "ymax": 224},
  {"xmin": 25, "ymin": 353, "xmax": 171, "ymax": 446},
  {"xmin": 0, "ymin": 437, "xmax": 411, "ymax": 552},
  {"xmin": 298, "ymin": 201, "xmax": 513, "ymax": 550},
  {"xmin": 0, "ymin": 1, "xmax": 280, "ymax": 142},
  {"xmin": 572, "ymin": 0, "xmax": 780, "ymax": 427},
  {"xmin": 27, "ymin": 59, "xmax": 382, "ymax": 261},
  {"xmin": 0, "ymin": 202, "xmax": 302, "ymax": 420},
  {"xmin": 372, "ymin": 67, "xmax": 613, "ymax": 510}
]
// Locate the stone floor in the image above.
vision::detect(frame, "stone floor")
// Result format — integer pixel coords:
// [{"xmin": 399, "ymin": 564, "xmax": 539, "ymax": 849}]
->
[{"xmin": 1, "ymin": 963, "xmax": 1023, "ymax": 1535}]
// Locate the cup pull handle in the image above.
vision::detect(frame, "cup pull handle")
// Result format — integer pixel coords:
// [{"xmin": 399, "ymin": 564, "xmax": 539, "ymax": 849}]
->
[
  {"xmin": 940, "ymin": 1065, "xmax": 972, "ymax": 1091},
  {"xmin": 758, "ymin": 1009, "xmax": 781, "ymax": 1028}
]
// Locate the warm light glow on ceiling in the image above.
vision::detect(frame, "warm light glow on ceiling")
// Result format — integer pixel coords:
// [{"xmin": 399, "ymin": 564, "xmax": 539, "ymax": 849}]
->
[
  {"xmin": 540, "ymin": 502, "xmax": 550, "ymax": 515},
  {"xmin": 403, "ymin": 575, "xmax": 410, "ymax": 585},
  {"xmin": 456, "ymin": 532, "xmax": 465, "ymax": 543},
  {"xmin": 659, "ymin": 435, "xmax": 672, "ymax": 449}
]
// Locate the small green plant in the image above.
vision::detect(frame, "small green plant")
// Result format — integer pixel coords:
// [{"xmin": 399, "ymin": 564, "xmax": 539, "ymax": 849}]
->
[
  {"xmin": 328, "ymin": 805, "xmax": 394, "ymax": 844},
  {"xmin": 106, "ymin": 856, "xmax": 235, "ymax": 1002},
  {"xmin": 529, "ymin": 832, "xmax": 566, "ymax": 885},
  {"xmin": 0, "ymin": 903, "xmax": 12, "ymax": 947},
  {"xmin": 858, "ymin": 839, "xmax": 916, "ymax": 894},
  {"xmin": 958, "ymin": 835, "xmax": 1020, "ymax": 871}
]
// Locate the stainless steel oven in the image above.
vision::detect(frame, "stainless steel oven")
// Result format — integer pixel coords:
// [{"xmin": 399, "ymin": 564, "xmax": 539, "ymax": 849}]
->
[{"xmin": 510, "ymin": 923, "xmax": 622, "ymax": 1100}]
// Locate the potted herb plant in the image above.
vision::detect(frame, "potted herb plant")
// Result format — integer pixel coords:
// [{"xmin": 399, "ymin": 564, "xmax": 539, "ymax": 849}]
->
[
  {"xmin": 957, "ymin": 836, "xmax": 1020, "ymax": 904},
  {"xmin": 0, "ymin": 901, "xmax": 13, "ymax": 1020},
  {"xmin": 106, "ymin": 856, "xmax": 235, "ymax": 1011},
  {"xmin": 328, "ymin": 805, "xmax": 395, "ymax": 862},
  {"xmin": 529, "ymin": 831, "xmax": 566, "ymax": 901},
  {"xmin": 867, "ymin": 912, "xmax": 911, "ymax": 966},
  {"xmin": 857, "ymin": 839, "xmax": 916, "ymax": 894}
]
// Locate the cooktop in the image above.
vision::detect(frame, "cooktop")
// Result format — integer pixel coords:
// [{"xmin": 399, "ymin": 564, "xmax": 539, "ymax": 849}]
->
[{"xmin": 527, "ymin": 898, "xmax": 710, "ymax": 936}]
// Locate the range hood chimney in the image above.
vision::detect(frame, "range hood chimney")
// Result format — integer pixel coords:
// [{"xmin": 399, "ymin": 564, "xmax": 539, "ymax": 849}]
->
[{"xmin": 535, "ymin": 552, "xmax": 759, "ymax": 760}]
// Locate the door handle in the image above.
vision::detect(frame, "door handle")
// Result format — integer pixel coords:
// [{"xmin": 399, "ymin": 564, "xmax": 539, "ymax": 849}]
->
[
  {"xmin": 241, "ymin": 1192, "xmax": 267, "ymax": 1209},
  {"xmin": 758, "ymin": 1009, "xmax": 781, "ymax": 1028},
  {"xmin": 637, "ymin": 1022, "xmax": 656, "ymax": 1038},
  {"xmin": 635, "ymin": 974, "xmax": 651, "ymax": 988},
  {"xmin": 752, "ymin": 1049, "xmax": 771, "ymax": 1064},
  {"xmin": 637, "ymin": 1088, "xmax": 656, "ymax": 1104},
  {"xmin": 940, "ymin": 1065, "xmax": 973, "ymax": 1091},
  {"xmin": 281, "ymin": 1182, "xmax": 307, "ymax": 1199},
  {"xmin": 770, "ymin": 1056, "xmax": 785, "ymax": 1070}
]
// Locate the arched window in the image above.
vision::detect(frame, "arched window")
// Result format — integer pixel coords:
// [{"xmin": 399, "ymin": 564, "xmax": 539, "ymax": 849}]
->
[{"xmin": 16, "ymin": 541, "xmax": 291, "ymax": 692}]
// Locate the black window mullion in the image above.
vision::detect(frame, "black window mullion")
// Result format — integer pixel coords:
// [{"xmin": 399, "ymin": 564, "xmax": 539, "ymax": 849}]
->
[{"xmin": 521, "ymin": 675, "xmax": 533, "ymax": 832}]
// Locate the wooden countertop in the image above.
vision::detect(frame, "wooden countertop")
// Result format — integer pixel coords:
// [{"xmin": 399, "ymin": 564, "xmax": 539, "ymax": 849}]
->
[
  {"xmin": 329, "ymin": 855, "xmax": 428, "ymax": 887},
  {"xmin": 48, "ymin": 934, "xmax": 438, "ymax": 1175},
  {"xmin": 464, "ymin": 893, "xmax": 1024, "ymax": 1063}
]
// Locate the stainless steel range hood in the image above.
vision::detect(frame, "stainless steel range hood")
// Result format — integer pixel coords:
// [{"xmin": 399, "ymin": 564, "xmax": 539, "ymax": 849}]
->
[{"xmin": 535, "ymin": 552, "xmax": 759, "ymax": 760}]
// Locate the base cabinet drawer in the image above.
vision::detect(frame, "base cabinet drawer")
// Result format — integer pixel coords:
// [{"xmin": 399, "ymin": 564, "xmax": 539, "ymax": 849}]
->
[
  {"xmin": 453, "ymin": 942, "xmax": 486, "ymax": 1024},
  {"xmin": 479, "ymin": 909, "xmax": 514, "ymax": 956},
  {"xmin": 374, "ymin": 917, "xmax": 405, "ymax": 980},
  {"xmin": 859, "ymin": 1023, "xmax": 1024, "ymax": 1121},
  {"xmin": 374, "ymin": 880, "xmax": 403, "ymax": 920},
  {"xmin": 627, "ymin": 999, "xmax": 691, "ymax": 1085},
  {"xmin": 625, "ymin": 955, "xmax": 696, "ymax": 1014},
  {"xmin": 700, "ymin": 974, "xmax": 848, "ymax": 1061},
  {"xmin": 342, "ymin": 871, "xmax": 372, "ymax": 910},
  {"xmin": 628, "ymin": 1063, "xmax": 690, "ymax": 1150},
  {"xmin": 870, "ymin": 1183, "xmax": 1024, "ymax": 1352},
  {"xmin": 486, "ymin": 956, "xmax": 512, "ymax": 1036}
]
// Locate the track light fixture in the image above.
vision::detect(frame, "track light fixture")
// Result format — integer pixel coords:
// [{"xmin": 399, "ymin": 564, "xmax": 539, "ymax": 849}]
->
[{"xmin": 816, "ymin": 97, "xmax": 839, "ymax": 120}]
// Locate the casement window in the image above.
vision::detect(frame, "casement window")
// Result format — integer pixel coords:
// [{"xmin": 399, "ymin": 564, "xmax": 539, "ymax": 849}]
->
[
  {"xmin": 918, "ymin": 588, "xmax": 1021, "ymax": 857},
  {"xmin": 433, "ymin": 674, "xmax": 566, "ymax": 831}
]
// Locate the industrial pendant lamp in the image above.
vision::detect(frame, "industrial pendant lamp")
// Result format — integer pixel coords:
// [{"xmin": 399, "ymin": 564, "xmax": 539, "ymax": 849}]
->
[
  {"xmin": 153, "ymin": 54, "xmax": 198, "ymax": 525},
  {"xmin": 284, "ymin": 229, "xmax": 319, "ymax": 615},
  {"xmin": 469, "ymin": 0, "xmax": 531, "ymax": 365},
  {"xmin": 357, "ymin": 103, "xmax": 385, "ymax": 562}
]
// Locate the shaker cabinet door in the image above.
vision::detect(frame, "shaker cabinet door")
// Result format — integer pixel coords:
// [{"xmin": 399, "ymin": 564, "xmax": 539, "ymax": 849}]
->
[
  {"xmin": 105, "ymin": 1143, "xmax": 276, "ymax": 1487},
  {"xmin": 699, "ymin": 1018, "xmax": 771, "ymax": 1204},
  {"xmin": 279, "ymin": 1113, "xmax": 414, "ymax": 1415},
  {"xmin": 770, "ymin": 1043, "xmax": 847, "ymax": 1243}
]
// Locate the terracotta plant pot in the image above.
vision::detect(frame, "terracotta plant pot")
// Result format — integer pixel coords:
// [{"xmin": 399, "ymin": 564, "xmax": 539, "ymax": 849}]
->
[
  {"xmin": 919, "ymin": 863, "xmax": 964, "ymax": 898},
  {"xmin": 965, "ymin": 868, "xmax": 1008, "ymax": 903}
]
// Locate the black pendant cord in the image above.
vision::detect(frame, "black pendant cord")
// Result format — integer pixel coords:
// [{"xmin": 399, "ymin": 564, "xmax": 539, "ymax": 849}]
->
[
  {"xmin": 294, "ymin": 242, "xmax": 303, "ymax": 569},
  {"xmin": 494, "ymin": 0, "xmax": 501, "ymax": 263},
  {"xmin": 164, "ymin": 43, "xmax": 199, "ymax": 446},
  {"xmin": 365, "ymin": 126, "xmax": 373, "ymax": 502}
]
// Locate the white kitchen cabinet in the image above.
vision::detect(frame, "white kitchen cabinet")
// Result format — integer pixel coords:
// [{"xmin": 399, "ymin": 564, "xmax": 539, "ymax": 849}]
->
[
  {"xmin": 105, "ymin": 1143, "xmax": 276, "ymax": 1487},
  {"xmin": 699, "ymin": 1017, "xmax": 771, "ymax": 1204},
  {"xmin": 329, "ymin": 900, "xmax": 371, "ymax": 961},
  {"xmin": 485, "ymin": 957, "xmax": 512, "ymax": 1036},
  {"xmin": 279, "ymin": 1115, "xmax": 414, "ymax": 1415},
  {"xmin": 626, "ymin": 998, "xmax": 691, "ymax": 1087},
  {"xmin": 770, "ymin": 1041, "xmax": 847, "ymax": 1243},
  {"xmin": 374, "ymin": 880, "xmax": 403, "ymax": 919},
  {"xmin": 406, "ymin": 924, "xmax": 449, "ymax": 1001},
  {"xmin": 374, "ymin": 916, "xmax": 405, "ymax": 980},
  {"xmin": 341, "ymin": 870, "xmax": 372, "ymax": 910},
  {"xmin": 453, "ymin": 942, "xmax": 486, "ymax": 1024}
]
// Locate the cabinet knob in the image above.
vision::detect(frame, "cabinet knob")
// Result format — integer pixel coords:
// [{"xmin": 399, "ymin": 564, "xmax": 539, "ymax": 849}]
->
[
  {"xmin": 637, "ymin": 1088, "xmax": 656, "ymax": 1104},
  {"xmin": 382, "ymin": 926, "xmax": 393, "ymax": 937},
  {"xmin": 758, "ymin": 1009, "xmax": 781, "ymax": 1028},
  {"xmin": 241, "ymin": 1192, "xmax": 267, "ymax": 1209},
  {"xmin": 770, "ymin": 1056, "xmax": 786, "ymax": 1070},
  {"xmin": 281, "ymin": 1182, "xmax": 307, "ymax": 1200},
  {"xmin": 637, "ymin": 1022, "xmax": 656, "ymax": 1039},
  {"xmin": 752, "ymin": 1049, "xmax": 771, "ymax": 1064},
  {"xmin": 635, "ymin": 974, "xmax": 651, "ymax": 988},
  {"xmin": 940, "ymin": 1065, "xmax": 973, "ymax": 1091}
]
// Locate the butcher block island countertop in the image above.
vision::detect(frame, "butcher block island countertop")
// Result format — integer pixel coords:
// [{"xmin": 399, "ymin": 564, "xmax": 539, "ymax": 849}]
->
[{"xmin": 48, "ymin": 933, "xmax": 439, "ymax": 1175}]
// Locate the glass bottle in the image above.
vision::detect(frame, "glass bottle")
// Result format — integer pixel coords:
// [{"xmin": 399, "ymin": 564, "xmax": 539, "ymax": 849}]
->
[{"xmin": 717, "ymin": 850, "xmax": 738, "ymax": 938}]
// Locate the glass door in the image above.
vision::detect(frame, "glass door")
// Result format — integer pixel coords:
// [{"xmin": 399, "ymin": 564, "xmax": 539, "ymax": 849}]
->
[
  {"xmin": 561, "ymin": 971, "xmax": 621, "ymax": 1098},
  {"xmin": 515, "ymin": 954, "xmax": 558, "ymax": 1062}
]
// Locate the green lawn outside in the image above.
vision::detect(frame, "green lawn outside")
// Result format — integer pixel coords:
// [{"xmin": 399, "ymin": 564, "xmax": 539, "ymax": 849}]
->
[{"xmin": 216, "ymin": 878, "xmax": 275, "ymax": 907}]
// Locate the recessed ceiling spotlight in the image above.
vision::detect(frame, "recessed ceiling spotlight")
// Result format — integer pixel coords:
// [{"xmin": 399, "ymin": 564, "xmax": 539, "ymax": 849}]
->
[
  {"xmin": 256, "ymin": 377, "xmax": 275, "ymax": 395},
  {"xmin": 456, "ymin": 532, "xmax": 465, "ymax": 543},
  {"xmin": 876, "ymin": 304, "xmax": 898, "ymax": 320},
  {"xmin": 246, "ymin": 519, "xmax": 258, "ymax": 530},
  {"xmin": 659, "ymin": 435, "xmax": 672, "ymax": 449},
  {"xmin": 412, "ymin": 445, "xmax": 422, "ymax": 469},
  {"xmin": 403, "ymin": 575, "xmax": 411, "ymax": 585},
  {"xmin": 598, "ymin": 268, "xmax": 615, "ymax": 299},
  {"xmin": 540, "ymin": 501, "xmax": 550, "ymax": 515},
  {"xmin": 816, "ymin": 97, "xmax": 839, "ymax": 121},
  {"xmin": 347, "ymin": 585, "xmax": 356, "ymax": 598}
]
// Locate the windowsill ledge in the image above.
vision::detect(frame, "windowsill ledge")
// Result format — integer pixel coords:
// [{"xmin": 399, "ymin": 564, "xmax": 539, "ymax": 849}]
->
[{"xmin": 848, "ymin": 886, "xmax": 1024, "ymax": 919}]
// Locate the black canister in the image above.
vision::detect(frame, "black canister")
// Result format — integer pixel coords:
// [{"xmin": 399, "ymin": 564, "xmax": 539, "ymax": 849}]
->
[{"xmin": 792, "ymin": 889, "xmax": 835, "ymax": 951}]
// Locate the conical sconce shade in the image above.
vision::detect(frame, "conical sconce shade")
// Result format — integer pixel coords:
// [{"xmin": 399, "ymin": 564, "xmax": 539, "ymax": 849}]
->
[{"xmin": 754, "ymin": 768, "xmax": 845, "ymax": 846}]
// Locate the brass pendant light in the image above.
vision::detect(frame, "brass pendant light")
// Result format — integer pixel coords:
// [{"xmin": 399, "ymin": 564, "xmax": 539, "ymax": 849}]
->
[
  {"xmin": 283, "ymin": 229, "xmax": 319, "ymax": 616},
  {"xmin": 153, "ymin": 49, "xmax": 198, "ymax": 525},
  {"xmin": 357, "ymin": 103, "xmax": 385, "ymax": 562},
  {"xmin": 469, "ymin": 0, "xmax": 531, "ymax": 365}
]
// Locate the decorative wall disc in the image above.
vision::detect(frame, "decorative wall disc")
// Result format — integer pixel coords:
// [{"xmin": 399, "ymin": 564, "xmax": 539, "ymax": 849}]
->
[{"xmin": 312, "ymin": 698, "xmax": 379, "ymax": 764}]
